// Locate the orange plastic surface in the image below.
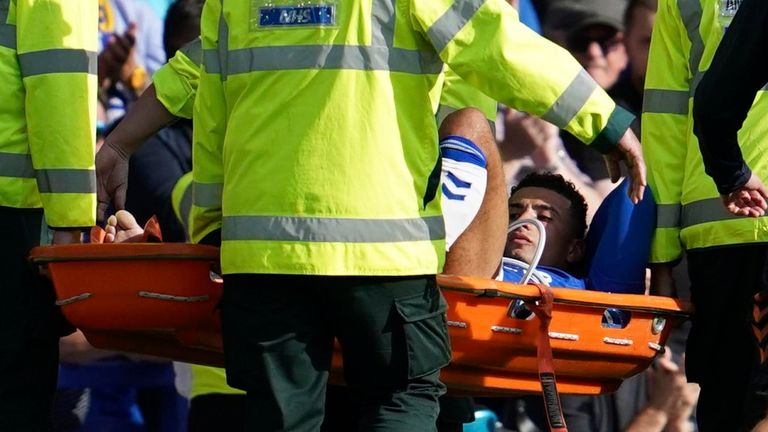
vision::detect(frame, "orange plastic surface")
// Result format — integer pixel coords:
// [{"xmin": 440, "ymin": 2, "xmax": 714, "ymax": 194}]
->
[
  {"xmin": 30, "ymin": 243, "xmax": 221, "ymax": 331},
  {"xmin": 29, "ymin": 244, "xmax": 691, "ymax": 396}
]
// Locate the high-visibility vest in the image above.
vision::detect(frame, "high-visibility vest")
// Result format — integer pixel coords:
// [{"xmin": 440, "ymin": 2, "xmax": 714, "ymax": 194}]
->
[
  {"xmin": 0, "ymin": 0, "xmax": 97, "ymax": 228},
  {"xmin": 193, "ymin": 0, "xmax": 632, "ymax": 276},
  {"xmin": 642, "ymin": 0, "xmax": 768, "ymax": 263}
]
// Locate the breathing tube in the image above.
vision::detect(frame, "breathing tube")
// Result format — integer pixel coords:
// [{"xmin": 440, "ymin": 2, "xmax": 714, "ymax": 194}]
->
[{"xmin": 507, "ymin": 218, "xmax": 548, "ymax": 285}]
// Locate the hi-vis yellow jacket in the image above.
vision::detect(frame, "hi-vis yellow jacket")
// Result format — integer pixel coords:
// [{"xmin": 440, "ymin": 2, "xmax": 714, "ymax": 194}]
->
[
  {"xmin": 169, "ymin": 172, "xmax": 242, "ymax": 399},
  {"xmin": 154, "ymin": 39, "xmax": 202, "ymax": 121},
  {"xmin": 159, "ymin": 43, "xmax": 501, "ymax": 269},
  {"xmin": 156, "ymin": 40, "xmax": 498, "ymax": 130},
  {"xmin": 193, "ymin": 0, "xmax": 633, "ymax": 276},
  {"xmin": 642, "ymin": 0, "xmax": 768, "ymax": 264},
  {"xmin": 0, "ymin": 0, "xmax": 97, "ymax": 228}
]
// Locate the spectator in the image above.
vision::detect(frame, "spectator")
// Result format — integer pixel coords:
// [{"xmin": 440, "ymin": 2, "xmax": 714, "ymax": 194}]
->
[
  {"xmin": 544, "ymin": 0, "xmax": 630, "ymax": 195},
  {"xmin": 545, "ymin": 0, "xmax": 628, "ymax": 90},
  {"xmin": 98, "ymin": 0, "xmax": 165, "ymax": 124},
  {"xmin": 610, "ymin": 0, "xmax": 657, "ymax": 136}
]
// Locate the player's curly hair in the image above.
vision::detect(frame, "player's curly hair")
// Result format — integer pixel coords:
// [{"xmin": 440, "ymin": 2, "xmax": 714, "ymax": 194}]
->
[{"xmin": 508, "ymin": 172, "xmax": 588, "ymax": 240}]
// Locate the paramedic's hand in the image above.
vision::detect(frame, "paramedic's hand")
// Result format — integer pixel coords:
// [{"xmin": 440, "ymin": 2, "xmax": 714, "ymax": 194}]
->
[
  {"xmin": 603, "ymin": 129, "xmax": 646, "ymax": 204},
  {"xmin": 721, "ymin": 173, "xmax": 768, "ymax": 217},
  {"xmin": 52, "ymin": 230, "xmax": 82, "ymax": 245},
  {"xmin": 96, "ymin": 141, "xmax": 129, "ymax": 223}
]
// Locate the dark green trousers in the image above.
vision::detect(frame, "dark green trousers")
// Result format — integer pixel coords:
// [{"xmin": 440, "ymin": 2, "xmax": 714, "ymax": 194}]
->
[
  {"xmin": 0, "ymin": 207, "xmax": 72, "ymax": 431},
  {"xmin": 220, "ymin": 274, "xmax": 450, "ymax": 432}
]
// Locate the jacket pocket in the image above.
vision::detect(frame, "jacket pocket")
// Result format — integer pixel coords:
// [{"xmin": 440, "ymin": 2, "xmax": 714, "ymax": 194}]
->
[{"xmin": 394, "ymin": 288, "xmax": 451, "ymax": 379}]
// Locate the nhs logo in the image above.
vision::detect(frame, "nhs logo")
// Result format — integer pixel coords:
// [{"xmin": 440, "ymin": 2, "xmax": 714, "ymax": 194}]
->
[
  {"xmin": 280, "ymin": 8, "xmax": 312, "ymax": 24},
  {"xmin": 259, "ymin": 5, "xmax": 336, "ymax": 27}
]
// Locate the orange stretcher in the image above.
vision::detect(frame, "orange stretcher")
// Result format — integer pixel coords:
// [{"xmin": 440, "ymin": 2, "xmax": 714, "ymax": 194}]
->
[{"xmin": 29, "ymin": 242, "xmax": 691, "ymax": 397}]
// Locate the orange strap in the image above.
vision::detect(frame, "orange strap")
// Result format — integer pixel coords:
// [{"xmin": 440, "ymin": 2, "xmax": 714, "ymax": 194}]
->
[
  {"xmin": 525, "ymin": 284, "xmax": 568, "ymax": 432},
  {"xmin": 753, "ymin": 290, "xmax": 768, "ymax": 363}
]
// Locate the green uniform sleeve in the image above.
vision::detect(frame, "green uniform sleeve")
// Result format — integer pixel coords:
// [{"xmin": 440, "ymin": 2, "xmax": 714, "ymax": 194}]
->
[
  {"xmin": 191, "ymin": 0, "xmax": 226, "ymax": 244},
  {"xmin": 153, "ymin": 37, "xmax": 202, "ymax": 120},
  {"xmin": 641, "ymin": 0, "xmax": 690, "ymax": 263},
  {"xmin": 410, "ymin": 0, "xmax": 633, "ymax": 153},
  {"xmin": 17, "ymin": 0, "xmax": 97, "ymax": 228}
]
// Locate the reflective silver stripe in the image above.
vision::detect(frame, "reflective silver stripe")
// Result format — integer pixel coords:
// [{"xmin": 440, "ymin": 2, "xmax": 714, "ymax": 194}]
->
[
  {"xmin": 0, "ymin": 0, "xmax": 9, "ymax": 23},
  {"xmin": 203, "ymin": 0, "xmax": 441, "ymax": 76},
  {"xmin": 681, "ymin": 198, "xmax": 743, "ymax": 228},
  {"xmin": 689, "ymin": 71, "xmax": 704, "ymax": 95},
  {"xmin": 219, "ymin": 44, "xmax": 442, "ymax": 75},
  {"xmin": 0, "ymin": 152, "xmax": 34, "ymax": 178},
  {"xmin": 178, "ymin": 182, "xmax": 193, "ymax": 232},
  {"xmin": 203, "ymin": 49, "xmax": 219, "ymax": 73},
  {"xmin": 179, "ymin": 37, "xmax": 203, "ymax": 66},
  {"xmin": 222, "ymin": 215, "xmax": 445, "ymax": 242},
  {"xmin": 427, "ymin": 0, "xmax": 486, "ymax": 53},
  {"xmin": 643, "ymin": 89, "xmax": 689, "ymax": 115},
  {"xmin": 0, "ymin": 24, "xmax": 14, "ymax": 50},
  {"xmin": 540, "ymin": 69, "xmax": 598, "ymax": 128},
  {"xmin": 678, "ymin": 0, "xmax": 704, "ymax": 90},
  {"xmin": 217, "ymin": 7, "xmax": 229, "ymax": 79},
  {"xmin": 371, "ymin": 0, "xmax": 395, "ymax": 48},
  {"xmin": 656, "ymin": 203, "xmax": 682, "ymax": 229},
  {"xmin": 193, "ymin": 182, "xmax": 223, "ymax": 208},
  {"xmin": 18, "ymin": 49, "xmax": 97, "ymax": 77},
  {"xmin": 36, "ymin": 169, "xmax": 96, "ymax": 194}
]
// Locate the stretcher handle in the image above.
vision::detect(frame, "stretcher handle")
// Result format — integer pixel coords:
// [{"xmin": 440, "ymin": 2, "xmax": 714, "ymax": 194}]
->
[{"xmin": 138, "ymin": 291, "xmax": 211, "ymax": 303}]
